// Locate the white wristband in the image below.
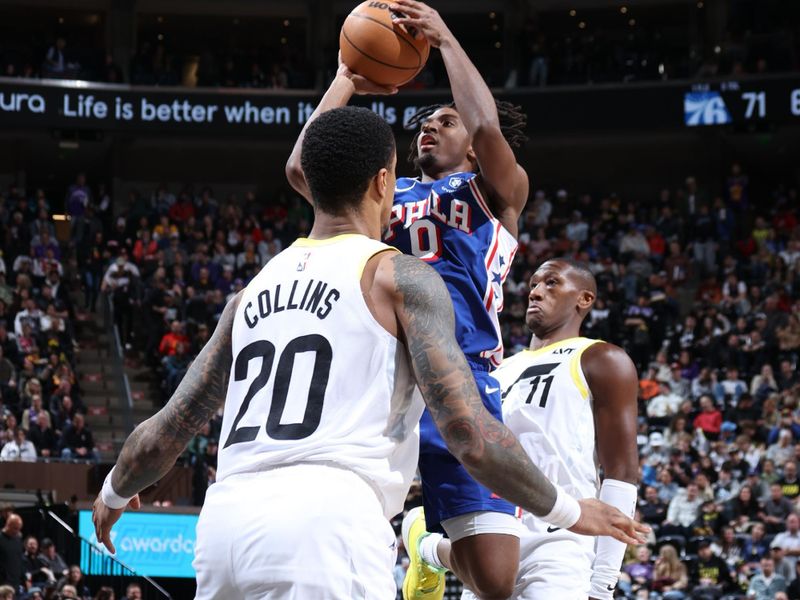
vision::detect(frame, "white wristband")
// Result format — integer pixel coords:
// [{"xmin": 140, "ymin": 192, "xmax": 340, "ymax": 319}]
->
[
  {"xmin": 542, "ymin": 484, "xmax": 581, "ymax": 529},
  {"xmin": 100, "ymin": 467, "xmax": 134, "ymax": 510}
]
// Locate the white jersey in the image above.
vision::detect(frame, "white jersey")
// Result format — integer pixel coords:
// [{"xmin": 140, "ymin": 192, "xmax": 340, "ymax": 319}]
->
[
  {"xmin": 497, "ymin": 337, "xmax": 602, "ymax": 501},
  {"xmin": 216, "ymin": 234, "xmax": 424, "ymax": 519}
]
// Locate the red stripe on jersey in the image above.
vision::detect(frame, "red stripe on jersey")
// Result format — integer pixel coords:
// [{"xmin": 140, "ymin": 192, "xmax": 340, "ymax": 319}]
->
[{"xmin": 468, "ymin": 178, "xmax": 494, "ymax": 221}]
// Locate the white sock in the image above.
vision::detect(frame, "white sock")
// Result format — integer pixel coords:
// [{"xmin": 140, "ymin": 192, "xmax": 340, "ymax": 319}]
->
[{"xmin": 417, "ymin": 532, "xmax": 446, "ymax": 570}]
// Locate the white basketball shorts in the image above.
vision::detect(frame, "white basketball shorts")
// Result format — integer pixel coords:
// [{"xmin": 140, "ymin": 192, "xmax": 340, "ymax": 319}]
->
[
  {"xmin": 194, "ymin": 464, "xmax": 397, "ymax": 600},
  {"xmin": 461, "ymin": 510, "xmax": 594, "ymax": 600}
]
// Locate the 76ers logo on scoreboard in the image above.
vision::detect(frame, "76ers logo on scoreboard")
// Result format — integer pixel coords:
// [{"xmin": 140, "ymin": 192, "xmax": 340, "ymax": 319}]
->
[{"xmin": 684, "ymin": 91, "xmax": 732, "ymax": 127}]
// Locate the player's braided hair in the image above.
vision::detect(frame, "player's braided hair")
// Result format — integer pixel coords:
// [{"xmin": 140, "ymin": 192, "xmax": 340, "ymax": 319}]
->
[{"xmin": 404, "ymin": 100, "xmax": 528, "ymax": 167}]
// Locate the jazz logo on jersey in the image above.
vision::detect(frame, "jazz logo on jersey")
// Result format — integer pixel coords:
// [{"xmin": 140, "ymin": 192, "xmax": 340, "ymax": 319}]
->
[
  {"xmin": 296, "ymin": 252, "xmax": 311, "ymax": 272},
  {"xmin": 684, "ymin": 91, "xmax": 732, "ymax": 127}
]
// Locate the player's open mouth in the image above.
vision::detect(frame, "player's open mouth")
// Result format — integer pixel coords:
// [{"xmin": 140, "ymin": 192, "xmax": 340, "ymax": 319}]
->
[
  {"xmin": 420, "ymin": 134, "xmax": 437, "ymax": 149},
  {"xmin": 527, "ymin": 304, "xmax": 542, "ymax": 313}
]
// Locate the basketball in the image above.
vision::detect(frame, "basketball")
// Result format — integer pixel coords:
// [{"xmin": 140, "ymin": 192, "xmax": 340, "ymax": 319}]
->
[{"xmin": 340, "ymin": 1, "xmax": 430, "ymax": 87}]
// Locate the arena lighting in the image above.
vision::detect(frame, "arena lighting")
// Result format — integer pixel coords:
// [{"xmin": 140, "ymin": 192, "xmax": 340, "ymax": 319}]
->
[
  {"xmin": 569, "ymin": 9, "xmax": 577, "ymax": 17},
  {"xmin": 283, "ymin": 19, "xmax": 290, "ymax": 26},
  {"xmin": 157, "ymin": 15, "xmax": 163, "ymax": 23},
  {"xmin": 620, "ymin": 6, "xmax": 628, "ymax": 14},
  {"xmin": 578, "ymin": 20, "xmax": 586, "ymax": 29},
  {"xmin": 58, "ymin": 16, "xmax": 64, "ymax": 23},
  {"xmin": 52, "ymin": 214, "xmax": 70, "ymax": 222},
  {"xmin": 494, "ymin": 42, "xmax": 502, "ymax": 48},
  {"xmin": 697, "ymin": 1, "xmax": 704, "ymax": 7},
  {"xmin": 489, "ymin": 11, "xmax": 496, "ymax": 19},
  {"xmin": 629, "ymin": 18, "xmax": 636, "ymax": 26}
]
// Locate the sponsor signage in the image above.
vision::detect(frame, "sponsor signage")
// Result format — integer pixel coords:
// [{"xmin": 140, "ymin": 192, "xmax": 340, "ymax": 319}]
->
[
  {"xmin": 1, "ymin": 75, "xmax": 797, "ymax": 137},
  {"xmin": 78, "ymin": 509, "xmax": 198, "ymax": 578}
]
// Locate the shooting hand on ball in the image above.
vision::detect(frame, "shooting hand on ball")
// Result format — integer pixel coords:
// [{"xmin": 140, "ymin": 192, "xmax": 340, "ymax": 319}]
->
[
  {"xmin": 337, "ymin": 52, "xmax": 398, "ymax": 96},
  {"xmin": 390, "ymin": 0, "xmax": 452, "ymax": 48}
]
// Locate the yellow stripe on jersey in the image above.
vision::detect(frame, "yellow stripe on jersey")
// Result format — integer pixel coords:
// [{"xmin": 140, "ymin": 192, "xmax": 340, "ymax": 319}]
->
[
  {"xmin": 355, "ymin": 248, "xmax": 400, "ymax": 279},
  {"xmin": 521, "ymin": 336, "xmax": 584, "ymax": 358},
  {"xmin": 292, "ymin": 233, "xmax": 367, "ymax": 247},
  {"xmin": 570, "ymin": 339, "xmax": 603, "ymax": 399}
]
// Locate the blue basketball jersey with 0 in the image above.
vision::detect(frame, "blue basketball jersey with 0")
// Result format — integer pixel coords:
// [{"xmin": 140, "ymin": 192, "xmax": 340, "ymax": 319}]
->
[{"xmin": 386, "ymin": 172, "xmax": 517, "ymax": 367}]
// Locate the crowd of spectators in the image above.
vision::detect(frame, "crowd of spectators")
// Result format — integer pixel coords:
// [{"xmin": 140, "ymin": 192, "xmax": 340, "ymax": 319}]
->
[
  {"xmin": 0, "ymin": 178, "xmax": 99, "ymax": 464},
  {"xmin": 0, "ymin": 508, "xmax": 143, "ymax": 599},
  {"xmin": 0, "ymin": 150, "xmax": 798, "ymax": 598}
]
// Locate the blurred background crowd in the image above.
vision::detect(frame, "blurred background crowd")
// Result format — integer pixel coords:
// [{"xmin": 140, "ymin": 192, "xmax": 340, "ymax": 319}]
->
[{"xmin": 0, "ymin": 157, "xmax": 798, "ymax": 597}]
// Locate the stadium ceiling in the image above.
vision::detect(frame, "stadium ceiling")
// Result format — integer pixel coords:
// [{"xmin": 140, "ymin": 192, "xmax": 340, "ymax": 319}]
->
[{"xmin": 0, "ymin": 0, "xmax": 692, "ymax": 16}]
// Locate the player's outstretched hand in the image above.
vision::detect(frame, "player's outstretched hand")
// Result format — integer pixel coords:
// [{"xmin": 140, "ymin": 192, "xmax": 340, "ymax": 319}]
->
[
  {"xmin": 570, "ymin": 498, "xmax": 650, "ymax": 545},
  {"xmin": 337, "ymin": 52, "xmax": 398, "ymax": 96},
  {"xmin": 92, "ymin": 493, "xmax": 141, "ymax": 554},
  {"xmin": 390, "ymin": 0, "xmax": 452, "ymax": 48}
]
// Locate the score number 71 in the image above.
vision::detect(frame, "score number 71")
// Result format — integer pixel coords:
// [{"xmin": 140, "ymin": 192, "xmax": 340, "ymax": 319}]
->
[{"xmin": 742, "ymin": 89, "xmax": 800, "ymax": 118}]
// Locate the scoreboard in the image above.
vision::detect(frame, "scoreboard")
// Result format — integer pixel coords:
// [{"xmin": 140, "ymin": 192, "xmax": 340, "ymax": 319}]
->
[{"xmin": 685, "ymin": 78, "xmax": 800, "ymax": 127}]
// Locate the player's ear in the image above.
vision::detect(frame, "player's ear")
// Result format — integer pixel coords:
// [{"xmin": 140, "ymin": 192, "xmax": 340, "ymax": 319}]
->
[
  {"xmin": 374, "ymin": 167, "xmax": 390, "ymax": 204},
  {"xmin": 466, "ymin": 145, "xmax": 477, "ymax": 168},
  {"xmin": 577, "ymin": 289, "xmax": 595, "ymax": 311}
]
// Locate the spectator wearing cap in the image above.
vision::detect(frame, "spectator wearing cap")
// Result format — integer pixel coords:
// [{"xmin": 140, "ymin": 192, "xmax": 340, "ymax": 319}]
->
[
  {"xmin": 771, "ymin": 543, "xmax": 795, "ymax": 585},
  {"xmin": 25, "ymin": 585, "xmax": 44, "ymax": 600},
  {"xmin": 688, "ymin": 538, "xmax": 735, "ymax": 596},
  {"xmin": 747, "ymin": 556, "xmax": 787, "ymax": 599},
  {"xmin": 773, "ymin": 514, "xmax": 800, "ymax": 576},
  {"xmin": 37, "ymin": 538, "xmax": 67, "ymax": 581},
  {"xmin": 745, "ymin": 469, "xmax": 770, "ymax": 504}
]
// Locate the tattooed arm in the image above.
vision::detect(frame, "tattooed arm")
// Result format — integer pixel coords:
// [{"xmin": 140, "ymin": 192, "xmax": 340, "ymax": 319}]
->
[
  {"xmin": 93, "ymin": 292, "xmax": 241, "ymax": 552},
  {"xmin": 387, "ymin": 253, "xmax": 557, "ymax": 515},
  {"xmin": 383, "ymin": 254, "xmax": 648, "ymax": 542}
]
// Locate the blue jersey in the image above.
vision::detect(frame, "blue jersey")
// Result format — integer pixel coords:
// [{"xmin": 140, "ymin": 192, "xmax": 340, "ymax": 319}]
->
[{"xmin": 386, "ymin": 172, "xmax": 518, "ymax": 367}]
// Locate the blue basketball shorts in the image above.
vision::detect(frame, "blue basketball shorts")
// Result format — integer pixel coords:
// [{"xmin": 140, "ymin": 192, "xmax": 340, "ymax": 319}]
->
[{"xmin": 418, "ymin": 361, "xmax": 516, "ymax": 533}]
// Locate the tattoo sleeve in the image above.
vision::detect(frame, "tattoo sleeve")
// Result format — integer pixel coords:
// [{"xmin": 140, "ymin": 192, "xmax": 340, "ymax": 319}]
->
[
  {"xmin": 111, "ymin": 293, "xmax": 241, "ymax": 497},
  {"xmin": 391, "ymin": 254, "xmax": 557, "ymax": 516}
]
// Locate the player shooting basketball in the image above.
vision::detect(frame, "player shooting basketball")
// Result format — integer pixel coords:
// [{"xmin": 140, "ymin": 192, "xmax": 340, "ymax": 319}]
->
[{"xmin": 286, "ymin": 2, "xmax": 622, "ymax": 598}]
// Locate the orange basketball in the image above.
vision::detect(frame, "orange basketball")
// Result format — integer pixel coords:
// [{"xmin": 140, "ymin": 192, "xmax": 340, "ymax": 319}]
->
[{"xmin": 340, "ymin": 1, "xmax": 430, "ymax": 87}]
